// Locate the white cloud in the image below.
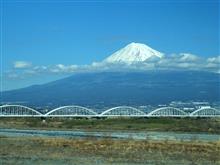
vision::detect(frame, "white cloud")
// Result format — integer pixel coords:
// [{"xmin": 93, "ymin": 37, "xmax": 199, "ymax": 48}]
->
[
  {"xmin": 50, "ymin": 64, "xmax": 78, "ymax": 73},
  {"xmin": 7, "ymin": 73, "xmax": 19, "ymax": 79},
  {"xmin": 207, "ymin": 56, "xmax": 220, "ymax": 63},
  {"xmin": 13, "ymin": 61, "xmax": 32, "ymax": 69},
  {"xmin": 6, "ymin": 54, "xmax": 220, "ymax": 79},
  {"xmin": 178, "ymin": 53, "xmax": 200, "ymax": 62}
]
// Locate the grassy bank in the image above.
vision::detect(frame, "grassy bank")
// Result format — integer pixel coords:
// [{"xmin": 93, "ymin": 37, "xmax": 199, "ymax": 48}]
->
[
  {"xmin": 0, "ymin": 117, "xmax": 220, "ymax": 133},
  {"xmin": 0, "ymin": 136, "xmax": 219, "ymax": 165}
]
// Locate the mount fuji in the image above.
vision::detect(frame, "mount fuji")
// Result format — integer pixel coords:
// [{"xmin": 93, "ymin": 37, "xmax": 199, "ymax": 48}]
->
[
  {"xmin": 104, "ymin": 42, "xmax": 164, "ymax": 64},
  {"xmin": 1, "ymin": 43, "xmax": 220, "ymax": 107}
]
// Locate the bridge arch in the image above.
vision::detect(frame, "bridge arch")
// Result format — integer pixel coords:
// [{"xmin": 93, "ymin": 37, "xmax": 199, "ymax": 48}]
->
[
  {"xmin": 148, "ymin": 107, "xmax": 187, "ymax": 117},
  {"xmin": 190, "ymin": 107, "xmax": 220, "ymax": 117},
  {"xmin": 45, "ymin": 105, "xmax": 98, "ymax": 117},
  {"xmin": 100, "ymin": 106, "xmax": 146, "ymax": 117},
  {"xmin": 0, "ymin": 104, "xmax": 42, "ymax": 116}
]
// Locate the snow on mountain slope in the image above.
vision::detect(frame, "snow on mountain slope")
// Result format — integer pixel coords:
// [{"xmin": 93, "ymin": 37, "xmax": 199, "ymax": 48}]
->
[{"xmin": 104, "ymin": 42, "xmax": 164, "ymax": 64}]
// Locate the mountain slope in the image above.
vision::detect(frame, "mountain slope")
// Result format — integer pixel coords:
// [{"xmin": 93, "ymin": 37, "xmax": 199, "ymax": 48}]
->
[{"xmin": 1, "ymin": 71, "xmax": 219, "ymax": 107}]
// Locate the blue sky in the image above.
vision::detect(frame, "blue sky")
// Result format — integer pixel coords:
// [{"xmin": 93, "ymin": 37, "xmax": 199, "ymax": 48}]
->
[{"xmin": 1, "ymin": 0, "xmax": 219, "ymax": 90}]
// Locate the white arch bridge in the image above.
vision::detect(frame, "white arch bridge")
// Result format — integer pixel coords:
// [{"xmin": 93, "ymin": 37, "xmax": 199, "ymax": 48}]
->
[{"xmin": 0, "ymin": 105, "xmax": 220, "ymax": 118}]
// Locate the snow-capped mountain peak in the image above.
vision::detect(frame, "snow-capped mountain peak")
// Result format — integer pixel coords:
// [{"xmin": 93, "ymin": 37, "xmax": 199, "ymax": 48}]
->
[{"xmin": 104, "ymin": 42, "xmax": 164, "ymax": 64}]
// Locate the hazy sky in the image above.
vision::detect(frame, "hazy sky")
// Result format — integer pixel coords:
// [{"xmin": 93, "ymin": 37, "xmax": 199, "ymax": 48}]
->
[{"xmin": 1, "ymin": 0, "xmax": 219, "ymax": 90}]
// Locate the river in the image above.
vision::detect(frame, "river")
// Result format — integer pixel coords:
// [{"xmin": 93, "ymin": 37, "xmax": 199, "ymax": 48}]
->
[{"xmin": 0, "ymin": 128, "xmax": 219, "ymax": 141}]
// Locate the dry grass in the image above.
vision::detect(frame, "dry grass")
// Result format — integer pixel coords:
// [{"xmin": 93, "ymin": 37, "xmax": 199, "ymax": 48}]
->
[{"xmin": 0, "ymin": 136, "xmax": 219, "ymax": 164}]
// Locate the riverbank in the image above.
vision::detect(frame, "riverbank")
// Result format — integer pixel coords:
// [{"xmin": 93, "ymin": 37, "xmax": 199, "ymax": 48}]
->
[
  {"xmin": 0, "ymin": 135, "xmax": 219, "ymax": 165},
  {"xmin": 1, "ymin": 118, "xmax": 220, "ymax": 164},
  {"xmin": 0, "ymin": 117, "xmax": 220, "ymax": 134}
]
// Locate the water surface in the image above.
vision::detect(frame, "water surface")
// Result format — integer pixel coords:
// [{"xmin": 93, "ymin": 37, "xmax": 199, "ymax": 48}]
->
[{"xmin": 0, "ymin": 128, "xmax": 219, "ymax": 141}]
